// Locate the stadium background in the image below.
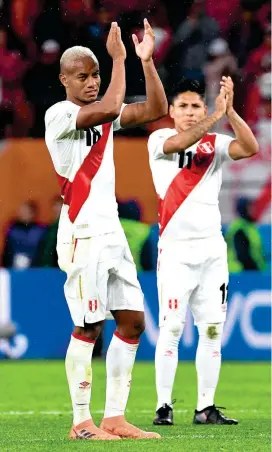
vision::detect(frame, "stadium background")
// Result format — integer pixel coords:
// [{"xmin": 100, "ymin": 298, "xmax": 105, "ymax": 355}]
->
[
  {"xmin": 0, "ymin": 0, "xmax": 270, "ymax": 360},
  {"xmin": 0, "ymin": 1, "xmax": 271, "ymax": 450}
]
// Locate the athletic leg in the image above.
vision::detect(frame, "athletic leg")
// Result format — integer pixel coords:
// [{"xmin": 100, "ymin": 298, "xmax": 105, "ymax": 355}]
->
[
  {"xmin": 191, "ymin": 240, "xmax": 238, "ymax": 424},
  {"xmin": 62, "ymin": 237, "xmax": 120, "ymax": 440},
  {"xmin": 154, "ymin": 245, "xmax": 198, "ymax": 425},
  {"xmin": 100, "ymin": 235, "xmax": 160, "ymax": 438}
]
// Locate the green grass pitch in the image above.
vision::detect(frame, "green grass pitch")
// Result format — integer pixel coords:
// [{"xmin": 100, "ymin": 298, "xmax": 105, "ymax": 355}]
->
[{"xmin": 0, "ymin": 361, "xmax": 270, "ymax": 451}]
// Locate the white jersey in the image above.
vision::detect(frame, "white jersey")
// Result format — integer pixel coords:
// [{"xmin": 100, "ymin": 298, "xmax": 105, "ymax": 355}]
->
[
  {"xmin": 148, "ymin": 128, "xmax": 234, "ymax": 244},
  {"xmin": 45, "ymin": 100, "xmax": 126, "ymax": 241}
]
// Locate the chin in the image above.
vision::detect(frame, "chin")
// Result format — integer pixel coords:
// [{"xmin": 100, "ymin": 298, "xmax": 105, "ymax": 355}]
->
[
  {"xmin": 82, "ymin": 95, "xmax": 98, "ymax": 104},
  {"xmin": 180, "ymin": 124, "xmax": 191, "ymax": 131}
]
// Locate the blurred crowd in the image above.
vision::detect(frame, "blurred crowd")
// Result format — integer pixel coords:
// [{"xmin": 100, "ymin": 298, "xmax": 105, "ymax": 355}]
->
[
  {"xmin": 2, "ymin": 197, "xmax": 268, "ymax": 273},
  {"xmin": 1, "ymin": 198, "xmax": 157, "ymax": 271},
  {"xmin": 0, "ymin": 0, "xmax": 270, "ymax": 138},
  {"xmin": 0, "ymin": 0, "xmax": 270, "ymax": 272},
  {"xmin": 2, "ymin": 198, "xmax": 62, "ymax": 269}
]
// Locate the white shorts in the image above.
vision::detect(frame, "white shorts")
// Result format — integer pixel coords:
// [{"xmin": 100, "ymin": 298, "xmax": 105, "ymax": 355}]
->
[
  {"xmin": 157, "ymin": 236, "xmax": 229, "ymax": 327},
  {"xmin": 57, "ymin": 231, "xmax": 144, "ymax": 326}
]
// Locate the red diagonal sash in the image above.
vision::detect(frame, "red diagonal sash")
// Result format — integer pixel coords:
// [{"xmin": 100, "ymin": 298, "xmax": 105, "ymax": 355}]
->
[
  {"xmin": 56, "ymin": 122, "xmax": 111, "ymax": 223},
  {"xmin": 159, "ymin": 133, "xmax": 216, "ymax": 236}
]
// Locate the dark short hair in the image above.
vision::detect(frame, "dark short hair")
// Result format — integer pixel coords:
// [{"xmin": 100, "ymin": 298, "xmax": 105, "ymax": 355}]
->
[{"xmin": 170, "ymin": 78, "xmax": 206, "ymax": 104}]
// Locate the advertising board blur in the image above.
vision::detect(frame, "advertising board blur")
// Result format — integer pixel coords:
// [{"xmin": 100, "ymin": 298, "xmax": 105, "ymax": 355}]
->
[{"xmin": 0, "ymin": 269, "xmax": 270, "ymax": 361}]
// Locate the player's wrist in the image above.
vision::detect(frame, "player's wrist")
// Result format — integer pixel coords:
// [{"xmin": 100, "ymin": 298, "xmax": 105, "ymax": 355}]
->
[
  {"xmin": 112, "ymin": 55, "xmax": 126, "ymax": 62},
  {"xmin": 212, "ymin": 110, "xmax": 224, "ymax": 121},
  {"xmin": 226, "ymin": 106, "xmax": 235, "ymax": 117},
  {"xmin": 141, "ymin": 56, "xmax": 153, "ymax": 64}
]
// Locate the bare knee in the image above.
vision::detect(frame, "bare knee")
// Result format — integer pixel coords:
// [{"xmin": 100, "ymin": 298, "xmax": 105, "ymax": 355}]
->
[
  {"xmin": 118, "ymin": 316, "xmax": 145, "ymax": 340},
  {"xmin": 113, "ymin": 310, "xmax": 145, "ymax": 340},
  {"xmin": 74, "ymin": 320, "xmax": 104, "ymax": 341},
  {"xmin": 132, "ymin": 317, "xmax": 145, "ymax": 337}
]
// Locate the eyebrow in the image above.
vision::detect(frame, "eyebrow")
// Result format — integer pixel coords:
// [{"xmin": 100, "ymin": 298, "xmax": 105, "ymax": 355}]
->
[
  {"xmin": 177, "ymin": 102, "xmax": 202, "ymax": 106},
  {"xmin": 76, "ymin": 68, "xmax": 100, "ymax": 76}
]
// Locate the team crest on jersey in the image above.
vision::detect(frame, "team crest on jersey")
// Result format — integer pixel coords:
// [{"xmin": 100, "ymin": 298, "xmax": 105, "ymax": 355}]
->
[
  {"xmin": 89, "ymin": 299, "xmax": 98, "ymax": 312},
  {"xmin": 198, "ymin": 141, "xmax": 214, "ymax": 154},
  {"xmin": 168, "ymin": 299, "xmax": 178, "ymax": 310}
]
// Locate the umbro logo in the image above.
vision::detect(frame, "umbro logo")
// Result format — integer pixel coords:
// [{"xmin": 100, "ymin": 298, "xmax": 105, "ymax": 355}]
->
[{"xmin": 79, "ymin": 381, "xmax": 91, "ymax": 389}]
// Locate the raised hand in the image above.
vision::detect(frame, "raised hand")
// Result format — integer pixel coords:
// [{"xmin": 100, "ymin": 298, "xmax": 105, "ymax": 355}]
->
[
  {"xmin": 132, "ymin": 19, "xmax": 155, "ymax": 62},
  {"xmin": 106, "ymin": 22, "xmax": 126, "ymax": 61},
  {"xmin": 214, "ymin": 87, "xmax": 227, "ymax": 119},
  {"xmin": 220, "ymin": 76, "xmax": 234, "ymax": 115}
]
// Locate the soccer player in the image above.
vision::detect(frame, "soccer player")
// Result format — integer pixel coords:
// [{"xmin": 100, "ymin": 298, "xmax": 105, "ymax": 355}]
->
[
  {"xmin": 148, "ymin": 77, "xmax": 259, "ymax": 425},
  {"xmin": 45, "ymin": 20, "xmax": 167, "ymax": 440}
]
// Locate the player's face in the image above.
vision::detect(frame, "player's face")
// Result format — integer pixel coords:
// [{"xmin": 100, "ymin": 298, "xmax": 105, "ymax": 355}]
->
[
  {"xmin": 60, "ymin": 56, "xmax": 101, "ymax": 105},
  {"xmin": 170, "ymin": 92, "xmax": 207, "ymax": 131}
]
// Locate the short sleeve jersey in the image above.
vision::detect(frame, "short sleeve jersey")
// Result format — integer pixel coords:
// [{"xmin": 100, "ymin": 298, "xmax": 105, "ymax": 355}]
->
[
  {"xmin": 45, "ymin": 100, "xmax": 126, "ymax": 241},
  {"xmin": 148, "ymin": 128, "xmax": 234, "ymax": 243}
]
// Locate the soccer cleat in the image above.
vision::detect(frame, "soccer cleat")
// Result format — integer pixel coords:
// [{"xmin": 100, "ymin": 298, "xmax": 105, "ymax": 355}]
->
[
  {"xmin": 69, "ymin": 419, "xmax": 121, "ymax": 440},
  {"xmin": 193, "ymin": 405, "xmax": 239, "ymax": 425},
  {"xmin": 153, "ymin": 403, "xmax": 174, "ymax": 426},
  {"xmin": 100, "ymin": 415, "xmax": 161, "ymax": 439}
]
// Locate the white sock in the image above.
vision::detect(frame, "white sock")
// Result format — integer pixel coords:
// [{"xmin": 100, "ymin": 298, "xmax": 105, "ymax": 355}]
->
[
  {"xmin": 65, "ymin": 333, "xmax": 95, "ymax": 426},
  {"xmin": 196, "ymin": 323, "xmax": 223, "ymax": 411},
  {"xmin": 155, "ymin": 322, "xmax": 184, "ymax": 410},
  {"xmin": 104, "ymin": 331, "xmax": 139, "ymax": 418}
]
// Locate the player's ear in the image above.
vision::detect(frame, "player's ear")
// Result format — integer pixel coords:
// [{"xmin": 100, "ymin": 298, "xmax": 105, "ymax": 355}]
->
[
  {"xmin": 204, "ymin": 104, "xmax": 208, "ymax": 116},
  {"xmin": 169, "ymin": 105, "xmax": 174, "ymax": 119},
  {"xmin": 59, "ymin": 73, "xmax": 68, "ymax": 88}
]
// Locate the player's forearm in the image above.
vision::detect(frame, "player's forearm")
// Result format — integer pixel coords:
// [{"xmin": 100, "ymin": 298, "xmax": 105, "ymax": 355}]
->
[
  {"xmin": 227, "ymin": 108, "xmax": 259, "ymax": 156},
  {"xmin": 76, "ymin": 58, "xmax": 126, "ymax": 129},
  {"xmin": 141, "ymin": 59, "xmax": 168, "ymax": 122},
  {"xmin": 163, "ymin": 112, "xmax": 221, "ymax": 154},
  {"xmin": 101, "ymin": 58, "xmax": 126, "ymax": 116}
]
